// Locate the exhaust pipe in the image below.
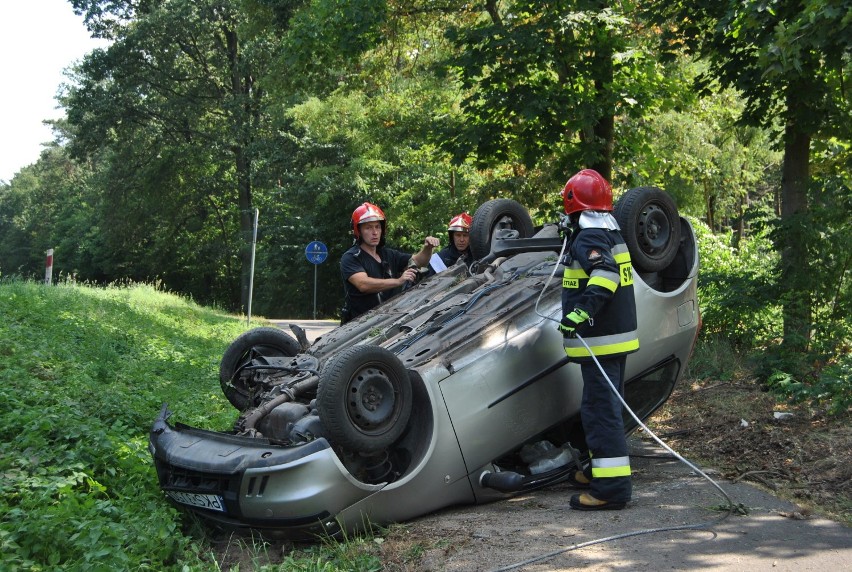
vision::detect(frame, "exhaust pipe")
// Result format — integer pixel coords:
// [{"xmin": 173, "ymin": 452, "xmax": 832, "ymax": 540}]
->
[
  {"xmin": 479, "ymin": 463, "xmax": 576, "ymax": 493},
  {"xmin": 479, "ymin": 470, "xmax": 526, "ymax": 492}
]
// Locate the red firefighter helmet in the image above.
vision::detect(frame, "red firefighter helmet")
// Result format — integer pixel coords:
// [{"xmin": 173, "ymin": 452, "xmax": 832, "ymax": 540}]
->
[
  {"xmin": 447, "ymin": 212, "xmax": 472, "ymax": 233},
  {"xmin": 562, "ymin": 169, "xmax": 613, "ymax": 215},
  {"xmin": 352, "ymin": 202, "xmax": 386, "ymax": 240}
]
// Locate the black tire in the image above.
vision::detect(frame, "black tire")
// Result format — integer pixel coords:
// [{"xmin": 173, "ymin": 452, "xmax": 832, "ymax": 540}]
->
[
  {"xmin": 317, "ymin": 345, "xmax": 412, "ymax": 453},
  {"xmin": 613, "ymin": 186, "xmax": 681, "ymax": 273},
  {"xmin": 469, "ymin": 199, "xmax": 535, "ymax": 260},
  {"xmin": 219, "ymin": 327, "xmax": 301, "ymax": 410}
]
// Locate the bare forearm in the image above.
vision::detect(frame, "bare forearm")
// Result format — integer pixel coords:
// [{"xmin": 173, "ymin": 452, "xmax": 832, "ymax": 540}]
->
[
  {"xmin": 411, "ymin": 236, "xmax": 440, "ymax": 267},
  {"xmin": 349, "ymin": 275, "xmax": 405, "ymax": 294}
]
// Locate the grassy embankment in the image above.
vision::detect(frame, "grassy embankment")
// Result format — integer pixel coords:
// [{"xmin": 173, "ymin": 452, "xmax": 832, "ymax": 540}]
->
[{"xmin": 0, "ymin": 281, "xmax": 380, "ymax": 571}]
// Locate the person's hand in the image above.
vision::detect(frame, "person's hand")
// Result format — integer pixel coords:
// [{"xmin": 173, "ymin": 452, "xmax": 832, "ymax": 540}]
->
[
  {"xmin": 400, "ymin": 268, "xmax": 418, "ymax": 285},
  {"xmin": 424, "ymin": 236, "xmax": 440, "ymax": 250},
  {"xmin": 558, "ymin": 308, "xmax": 590, "ymax": 338}
]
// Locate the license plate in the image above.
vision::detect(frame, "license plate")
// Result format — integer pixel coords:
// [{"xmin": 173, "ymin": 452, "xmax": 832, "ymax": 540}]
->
[{"xmin": 165, "ymin": 490, "xmax": 226, "ymax": 513}]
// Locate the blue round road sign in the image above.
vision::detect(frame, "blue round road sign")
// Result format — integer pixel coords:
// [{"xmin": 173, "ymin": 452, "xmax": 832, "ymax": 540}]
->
[{"xmin": 305, "ymin": 241, "xmax": 328, "ymax": 264}]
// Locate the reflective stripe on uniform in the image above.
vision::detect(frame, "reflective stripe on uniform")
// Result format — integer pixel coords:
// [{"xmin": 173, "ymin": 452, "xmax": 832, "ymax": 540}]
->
[
  {"xmin": 612, "ymin": 246, "xmax": 630, "ymax": 263},
  {"xmin": 591, "ymin": 456, "xmax": 632, "ymax": 478},
  {"xmin": 588, "ymin": 269, "xmax": 620, "ymax": 292},
  {"xmin": 563, "ymin": 330, "xmax": 639, "ymax": 358},
  {"xmin": 563, "ymin": 265, "xmax": 587, "ymax": 288}
]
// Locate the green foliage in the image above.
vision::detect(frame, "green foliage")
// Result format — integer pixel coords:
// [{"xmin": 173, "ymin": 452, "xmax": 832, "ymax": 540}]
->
[
  {"xmin": 690, "ymin": 150, "xmax": 851, "ymax": 414},
  {"xmin": 280, "ymin": 532, "xmax": 383, "ymax": 572},
  {"xmin": 0, "ymin": 280, "xmax": 251, "ymax": 570},
  {"xmin": 442, "ymin": 0, "xmax": 676, "ymax": 177},
  {"xmin": 765, "ymin": 356, "xmax": 851, "ymax": 416},
  {"xmin": 692, "ymin": 216, "xmax": 781, "ymax": 347},
  {"xmin": 755, "ymin": 146, "xmax": 852, "ymax": 412},
  {"xmin": 276, "ymin": 0, "xmax": 388, "ymax": 94},
  {"xmin": 646, "ymin": 0, "xmax": 851, "ymax": 357},
  {"xmin": 685, "ymin": 335, "xmax": 748, "ymax": 382},
  {"xmin": 647, "ymin": 0, "xmax": 851, "ymax": 139},
  {"xmin": 620, "ymin": 85, "xmax": 783, "ymax": 227},
  {"xmin": 0, "ymin": 147, "xmax": 108, "ymax": 282},
  {"xmin": 0, "ymin": 280, "xmax": 410, "ymax": 569},
  {"xmin": 801, "ymin": 145, "xmax": 852, "ymax": 355}
]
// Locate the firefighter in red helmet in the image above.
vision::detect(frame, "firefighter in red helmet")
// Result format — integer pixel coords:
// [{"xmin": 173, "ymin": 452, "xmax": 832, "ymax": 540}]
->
[
  {"xmin": 436, "ymin": 212, "xmax": 473, "ymax": 268},
  {"xmin": 558, "ymin": 169, "xmax": 639, "ymax": 511},
  {"xmin": 340, "ymin": 202, "xmax": 440, "ymax": 324}
]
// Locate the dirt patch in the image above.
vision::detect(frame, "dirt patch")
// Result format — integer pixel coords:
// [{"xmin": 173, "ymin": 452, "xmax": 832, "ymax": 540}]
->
[{"xmin": 643, "ymin": 379, "xmax": 852, "ymax": 524}]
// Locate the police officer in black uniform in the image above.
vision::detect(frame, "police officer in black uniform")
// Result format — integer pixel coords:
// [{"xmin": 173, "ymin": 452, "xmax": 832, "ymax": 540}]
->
[{"xmin": 558, "ymin": 169, "xmax": 639, "ymax": 511}]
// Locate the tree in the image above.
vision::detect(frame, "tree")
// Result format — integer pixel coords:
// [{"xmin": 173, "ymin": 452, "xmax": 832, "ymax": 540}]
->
[
  {"xmin": 623, "ymin": 86, "xmax": 782, "ymax": 232},
  {"xmin": 442, "ymin": 0, "xmax": 683, "ymax": 187},
  {"xmin": 648, "ymin": 0, "xmax": 852, "ymax": 350},
  {"xmin": 0, "ymin": 144, "xmax": 105, "ymax": 281},
  {"xmin": 66, "ymin": 0, "xmax": 284, "ymax": 311}
]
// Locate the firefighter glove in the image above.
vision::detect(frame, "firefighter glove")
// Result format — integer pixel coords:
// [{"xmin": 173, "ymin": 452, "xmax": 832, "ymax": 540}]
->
[{"xmin": 558, "ymin": 308, "xmax": 590, "ymax": 338}]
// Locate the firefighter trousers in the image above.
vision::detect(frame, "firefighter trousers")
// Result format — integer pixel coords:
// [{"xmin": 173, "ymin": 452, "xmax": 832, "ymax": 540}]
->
[{"xmin": 579, "ymin": 356, "xmax": 632, "ymax": 503}]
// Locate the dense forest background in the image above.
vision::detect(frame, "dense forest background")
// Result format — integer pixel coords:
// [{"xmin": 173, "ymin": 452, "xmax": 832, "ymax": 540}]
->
[{"xmin": 0, "ymin": 0, "xmax": 849, "ymax": 407}]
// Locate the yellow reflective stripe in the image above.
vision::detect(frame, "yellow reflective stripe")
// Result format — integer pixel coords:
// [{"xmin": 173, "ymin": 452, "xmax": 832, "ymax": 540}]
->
[
  {"xmin": 591, "ymin": 456, "xmax": 632, "ymax": 478},
  {"xmin": 592, "ymin": 465, "xmax": 632, "ymax": 478},
  {"xmin": 588, "ymin": 270, "xmax": 619, "ymax": 292},
  {"xmin": 593, "ymin": 467, "xmax": 632, "ymax": 478},
  {"xmin": 564, "ymin": 338, "xmax": 639, "ymax": 358},
  {"xmin": 563, "ymin": 266, "xmax": 587, "ymax": 289}
]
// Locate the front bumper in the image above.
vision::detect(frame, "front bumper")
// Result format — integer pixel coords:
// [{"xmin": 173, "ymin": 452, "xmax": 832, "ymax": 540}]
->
[{"xmin": 149, "ymin": 408, "xmax": 383, "ymax": 538}]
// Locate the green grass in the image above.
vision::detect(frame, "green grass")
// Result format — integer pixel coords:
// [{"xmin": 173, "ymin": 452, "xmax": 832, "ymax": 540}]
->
[{"xmin": 0, "ymin": 280, "xmax": 380, "ymax": 571}]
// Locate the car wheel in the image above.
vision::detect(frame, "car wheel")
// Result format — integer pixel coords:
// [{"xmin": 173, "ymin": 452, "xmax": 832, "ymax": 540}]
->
[
  {"xmin": 470, "ymin": 198, "xmax": 535, "ymax": 260},
  {"xmin": 317, "ymin": 345, "xmax": 412, "ymax": 453},
  {"xmin": 613, "ymin": 186, "xmax": 681, "ymax": 272},
  {"xmin": 219, "ymin": 327, "xmax": 301, "ymax": 410}
]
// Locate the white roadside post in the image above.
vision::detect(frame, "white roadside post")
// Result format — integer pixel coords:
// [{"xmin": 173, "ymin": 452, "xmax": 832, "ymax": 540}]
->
[
  {"xmin": 246, "ymin": 209, "xmax": 259, "ymax": 326},
  {"xmin": 45, "ymin": 249, "xmax": 54, "ymax": 285},
  {"xmin": 305, "ymin": 241, "xmax": 329, "ymax": 319}
]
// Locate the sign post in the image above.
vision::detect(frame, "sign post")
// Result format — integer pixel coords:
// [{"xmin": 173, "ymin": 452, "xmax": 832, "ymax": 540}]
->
[
  {"xmin": 305, "ymin": 241, "xmax": 328, "ymax": 319},
  {"xmin": 45, "ymin": 249, "xmax": 54, "ymax": 285},
  {"xmin": 247, "ymin": 209, "xmax": 259, "ymax": 326}
]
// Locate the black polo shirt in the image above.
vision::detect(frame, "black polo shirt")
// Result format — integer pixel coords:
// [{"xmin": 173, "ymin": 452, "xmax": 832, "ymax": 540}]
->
[{"xmin": 340, "ymin": 244, "xmax": 412, "ymax": 321}]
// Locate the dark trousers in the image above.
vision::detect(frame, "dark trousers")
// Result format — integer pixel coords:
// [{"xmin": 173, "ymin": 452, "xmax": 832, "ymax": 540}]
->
[{"xmin": 580, "ymin": 356, "xmax": 632, "ymax": 503}]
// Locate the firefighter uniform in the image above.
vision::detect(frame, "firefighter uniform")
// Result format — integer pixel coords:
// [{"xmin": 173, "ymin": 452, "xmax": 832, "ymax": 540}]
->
[{"xmin": 562, "ymin": 222, "xmax": 639, "ymax": 505}]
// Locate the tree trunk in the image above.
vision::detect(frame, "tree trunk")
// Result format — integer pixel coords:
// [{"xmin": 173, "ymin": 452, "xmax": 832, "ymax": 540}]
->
[
  {"xmin": 704, "ymin": 180, "xmax": 715, "ymax": 231},
  {"xmin": 590, "ymin": 114, "xmax": 614, "ymax": 182},
  {"xmin": 733, "ymin": 194, "xmax": 746, "ymax": 249},
  {"xmin": 237, "ymin": 149, "xmax": 253, "ymax": 313},
  {"xmin": 779, "ymin": 98, "xmax": 811, "ymax": 350},
  {"xmin": 224, "ymin": 26, "xmax": 255, "ymax": 313},
  {"xmin": 589, "ymin": 1, "xmax": 614, "ymax": 181}
]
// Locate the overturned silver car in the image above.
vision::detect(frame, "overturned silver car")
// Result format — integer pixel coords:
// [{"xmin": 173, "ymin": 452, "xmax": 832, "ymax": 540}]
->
[{"xmin": 149, "ymin": 187, "xmax": 700, "ymax": 539}]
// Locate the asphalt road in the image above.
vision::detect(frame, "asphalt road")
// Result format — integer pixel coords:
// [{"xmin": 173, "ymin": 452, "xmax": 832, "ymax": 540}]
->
[
  {"xmin": 268, "ymin": 319, "xmax": 339, "ymax": 343},
  {"xmin": 268, "ymin": 319, "xmax": 852, "ymax": 571}
]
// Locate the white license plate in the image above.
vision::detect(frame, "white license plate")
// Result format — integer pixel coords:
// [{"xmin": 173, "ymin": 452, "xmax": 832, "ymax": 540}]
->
[{"xmin": 165, "ymin": 490, "xmax": 226, "ymax": 513}]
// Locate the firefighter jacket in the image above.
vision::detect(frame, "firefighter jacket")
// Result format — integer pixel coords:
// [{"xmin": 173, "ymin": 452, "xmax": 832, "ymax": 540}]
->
[{"xmin": 561, "ymin": 223, "xmax": 639, "ymax": 360}]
